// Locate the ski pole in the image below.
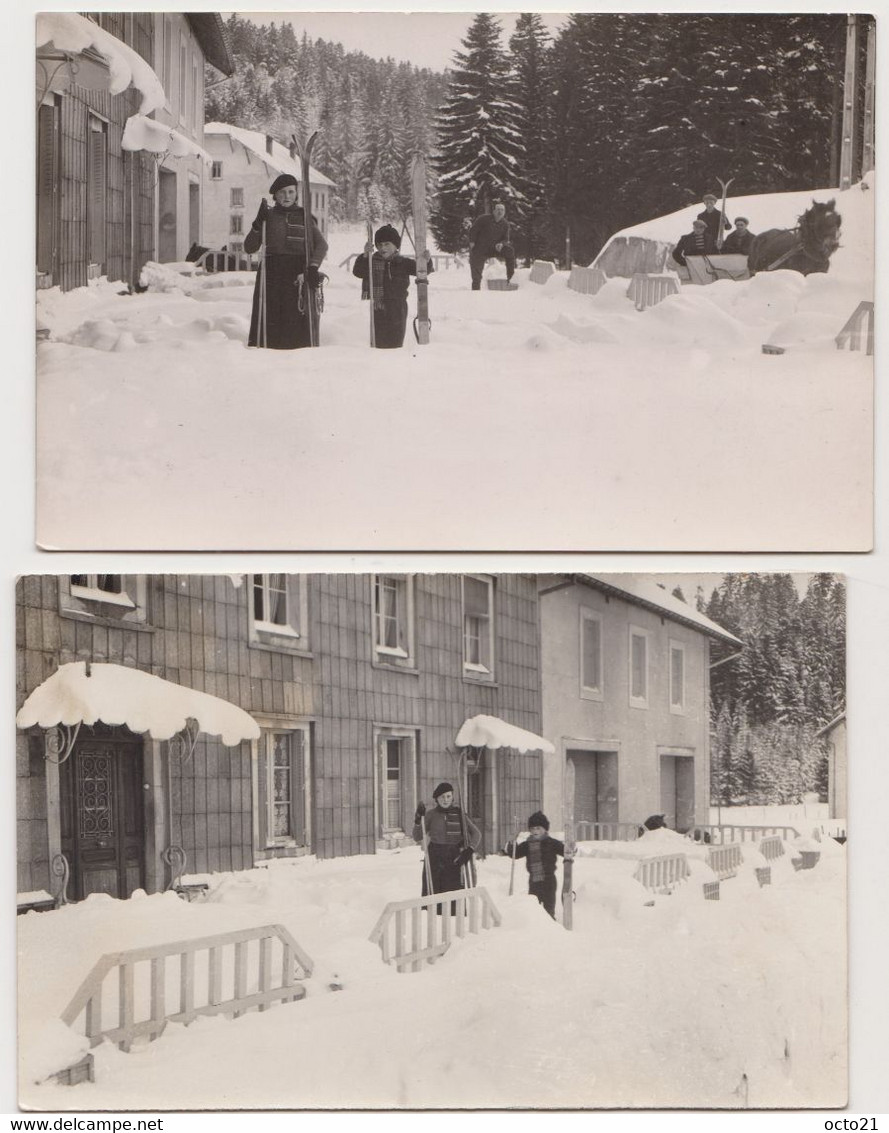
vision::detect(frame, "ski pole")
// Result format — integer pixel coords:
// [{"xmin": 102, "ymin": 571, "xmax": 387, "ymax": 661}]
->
[
  {"xmin": 366, "ymin": 223, "xmax": 376, "ymax": 349},
  {"xmin": 508, "ymin": 815, "xmax": 519, "ymax": 896},
  {"xmin": 260, "ymin": 218, "xmax": 267, "ymax": 348},
  {"xmin": 447, "ymin": 746, "xmax": 477, "ymax": 888},
  {"xmin": 420, "ymin": 812, "xmax": 434, "ymax": 896}
]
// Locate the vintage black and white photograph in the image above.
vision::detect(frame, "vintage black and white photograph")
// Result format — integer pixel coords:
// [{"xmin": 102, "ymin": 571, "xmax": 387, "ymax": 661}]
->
[
  {"xmin": 33, "ymin": 11, "xmax": 874, "ymax": 551},
  {"xmin": 15, "ymin": 571, "xmax": 847, "ymax": 1109}
]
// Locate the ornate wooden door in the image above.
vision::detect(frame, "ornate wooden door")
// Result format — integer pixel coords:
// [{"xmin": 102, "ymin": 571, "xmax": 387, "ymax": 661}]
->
[{"xmin": 60, "ymin": 725, "xmax": 146, "ymax": 900}]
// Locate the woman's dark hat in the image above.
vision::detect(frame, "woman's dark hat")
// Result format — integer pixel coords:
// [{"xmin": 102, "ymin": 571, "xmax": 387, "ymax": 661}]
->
[
  {"xmin": 528, "ymin": 811, "xmax": 549, "ymax": 830},
  {"xmin": 374, "ymin": 224, "xmax": 401, "ymax": 248},
  {"xmin": 432, "ymin": 782, "xmax": 454, "ymax": 800},
  {"xmin": 269, "ymin": 173, "xmax": 298, "ymax": 195}
]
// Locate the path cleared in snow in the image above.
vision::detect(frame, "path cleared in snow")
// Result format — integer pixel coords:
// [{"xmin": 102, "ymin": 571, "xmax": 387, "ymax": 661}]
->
[
  {"xmin": 18, "ymin": 831, "xmax": 846, "ymax": 1111},
  {"xmin": 35, "ymin": 181, "xmax": 873, "ymax": 551}
]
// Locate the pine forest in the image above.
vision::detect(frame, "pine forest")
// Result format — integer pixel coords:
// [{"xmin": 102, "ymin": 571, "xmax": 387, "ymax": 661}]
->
[{"xmin": 208, "ymin": 13, "xmax": 863, "ymax": 264}]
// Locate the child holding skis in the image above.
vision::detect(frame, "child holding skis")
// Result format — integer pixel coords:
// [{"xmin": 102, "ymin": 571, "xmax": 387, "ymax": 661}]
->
[
  {"xmin": 413, "ymin": 782, "xmax": 480, "ymax": 896},
  {"xmin": 352, "ymin": 225, "xmax": 434, "ymax": 348},
  {"xmin": 505, "ymin": 811, "xmax": 565, "ymax": 919}
]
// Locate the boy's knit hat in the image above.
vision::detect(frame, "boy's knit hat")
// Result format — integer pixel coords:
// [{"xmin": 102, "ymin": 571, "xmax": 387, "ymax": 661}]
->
[
  {"xmin": 432, "ymin": 782, "xmax": 454, "ymax": 799},
  {"xmin": 528, "ymin": 811, "xmax": 549, "ymax": 830},
  {"xmin": 374, "ymin": 224, "xmax": 401, "ymax": 247}
]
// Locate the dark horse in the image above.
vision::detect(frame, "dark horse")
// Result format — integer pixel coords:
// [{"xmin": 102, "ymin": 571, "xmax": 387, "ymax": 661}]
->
[{"xmin": 747, "ymin": 199, "xmax": 841, "ymax": 276}]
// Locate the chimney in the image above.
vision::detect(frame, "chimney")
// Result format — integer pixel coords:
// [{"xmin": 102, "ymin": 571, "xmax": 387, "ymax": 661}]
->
[{"xmin": 265, "ymin": 134, "xmax": 274, "ymax": 156}]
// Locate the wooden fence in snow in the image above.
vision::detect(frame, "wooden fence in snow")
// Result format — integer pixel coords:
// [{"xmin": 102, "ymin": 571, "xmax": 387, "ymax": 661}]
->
[
  {"xmin": 633, "ymin": 853, "xmax": 690, "ymax": 893},
  {"xmin": 61, "ymin": 924, "xmax": 313, "ymax": 1051},
  {"xmin": 568, "ymin": 265, "xmax": 607, "ymax": 296},
  {"xmin": 835, "ymin": 300, "xmax": 874, "ymax": 355},
  {"xmin": 690, "ymin": 824, "xmax": 800, "ymax": 845},
  {"xmin": 706, "ymin": 843, "xmax": 744, "ymax": 880},
  {"xmin": 626, "ymin": 273, "xmax": 679, "ymax": 311},
  {"xmin": 368, "ymin": 887, "xmax": 501, "ymax": 974},
  {"xmin": 575, "ymin": 820, "xmax": 641, "ymax": 842}
]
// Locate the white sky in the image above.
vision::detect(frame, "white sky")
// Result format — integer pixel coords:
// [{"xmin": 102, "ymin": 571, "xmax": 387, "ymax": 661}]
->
[{"xmin": 238, "ymin": 11, "xmax": 567, "ymax": 70}]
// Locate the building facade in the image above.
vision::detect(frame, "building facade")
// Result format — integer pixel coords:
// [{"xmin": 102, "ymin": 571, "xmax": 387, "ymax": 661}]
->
[
  {"xmin": 539, "ymin": 574, "xmax": 740, "ymax": 834},
  {"xmin": 202, "ymin": 124, "xmax": 335, "ymax": 253},
  {"xmin": 36, "ymin": 13, "xmax": 233, "ymax": 291},
  {"xmin": 16, "ymin": 573, "xmax": 544, "ymax": 902}
]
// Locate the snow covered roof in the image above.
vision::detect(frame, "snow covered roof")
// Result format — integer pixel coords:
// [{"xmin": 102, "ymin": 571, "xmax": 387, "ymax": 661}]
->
[
  {"xmin": 36, "ymin": 13, "xmax": 166, "ymax": 116},
  {"xmin": 16, "ymin": 662, "xmax": 260, "ymax": 746},
  {"xmin": 570, "ymin": 575, "xmax": 742, "ymax": 646},
  {"xmin": 122, "ymin": 115, "xmax": 210, "ymax": 162},
  {"xmin": 185, "ymin": 14, "xmax": 234, "ymax": 77},
  {"xmin": 456, "ymin": 714, "xmax": 555, "ymax": 754},
  {"xmin": 204, "ymin": 123, "xmax": 336, "ymax": 188}
]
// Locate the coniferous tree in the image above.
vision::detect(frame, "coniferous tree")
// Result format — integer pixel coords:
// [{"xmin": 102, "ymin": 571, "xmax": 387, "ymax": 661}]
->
[
  {"xmin": 430, "ymin": 13, "xmax": 526, "ymax": 252},
  {"xmin": 508, "ymin": 14, "xmax": 554, "ymax": 263}
]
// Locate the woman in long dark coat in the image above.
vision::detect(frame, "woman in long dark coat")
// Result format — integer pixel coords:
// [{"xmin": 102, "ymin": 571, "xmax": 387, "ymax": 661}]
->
[
  {"xmin": 244, "ymin": 174, "xmax": 328, "ymax": 349},
  {"xmin": 412, "ymin": 782, "xmax": 481, "ymax": 896}
]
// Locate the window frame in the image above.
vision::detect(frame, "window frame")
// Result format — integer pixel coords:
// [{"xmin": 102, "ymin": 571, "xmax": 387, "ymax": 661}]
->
[
  {"xmin": 230, "ymin": 213, "xmax": 243, "ymax": 235},
  {"xmin": 230, "ymin": 187, "xmax": 244, "ymax": 208},
  {"xmin": 210, "ymin": 160, "xmax": 223, "ymax": 180},
  {"xmin": 462, "ymin": 574, "xmax": 495, "ymax": 680},
  {"xmin": 669, "ymin": 638, "xmax": 686, "ymax": 715},
  {"xmin": 579, "ymin": 607, "xmax": 604, "ymax": 701},
  {"xmin": 372, "ymin": 574, "xmax": 416, "ymax": 668},
  {"xmin": 262, "ymin": 724, "xmax": 311, "ymax": 849},
  {"xmin": 59, "ymin": 575, "xmax": 148, "ymax": 627},
  {"xmin": 248, "ymin": 574, "xmax": 309, "ymax": 652},
  {"xmin": 628, "ymin": 625, "xmax": 650, "ymax": 709},
  {"xmin": 373, "ymin": 726, "xmax": 418, "ymax": 840}
]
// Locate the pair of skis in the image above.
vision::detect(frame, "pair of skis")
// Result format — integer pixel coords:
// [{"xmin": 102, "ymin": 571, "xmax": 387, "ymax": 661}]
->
[{"xmin": 290, "ymin": 130, "xmax": 321, "ymax": 348}]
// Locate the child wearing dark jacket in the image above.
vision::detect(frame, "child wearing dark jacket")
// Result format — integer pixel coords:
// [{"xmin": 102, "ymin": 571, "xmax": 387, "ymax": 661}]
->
[
  {"xmin": 506, "ymin": 811, "xmax": 565, "ymax": 919},
  {"xmin": 352, "ymin": 224, "xmax": 434, "ymax": 348}
]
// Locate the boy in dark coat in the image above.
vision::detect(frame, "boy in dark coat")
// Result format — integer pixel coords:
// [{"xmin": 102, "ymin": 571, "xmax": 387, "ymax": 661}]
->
[
  {"xmin": 245, "ymin": 173, "xmax": 328, "ymax": 349},
  {"xmin": 671, "ymin": 218, "xmax": 718, "ymax": 267},
  {"xmin": 352, "ymin": 224, "xmax": 434, "ymax": 348},
  {"xmin": 697, "ymin": 193, "xmax": 732, "ymax": 242},
  {"xmin": 468, "ymin": 201, "xmax": 516, "ymax": 290},
  {"xmin": 721, "ymin": 217, "xmax": 755, "ymax": 255},
  {"xmin": 506, "ymin": 811, "xmax": 565, "ymax": 919}
]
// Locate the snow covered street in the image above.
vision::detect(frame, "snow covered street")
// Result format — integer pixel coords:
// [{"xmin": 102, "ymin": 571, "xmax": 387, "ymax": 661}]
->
[
  {"xmin": 35, "ymin": 181, "xmax": 872, "ymax": 552},
  {"xmin": 18, "ymin": 827, "xmax": 845, "ymax": 1111}
]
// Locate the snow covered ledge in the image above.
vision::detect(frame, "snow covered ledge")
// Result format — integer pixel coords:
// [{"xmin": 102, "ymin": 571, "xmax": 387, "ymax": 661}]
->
[
  {"xmin": 16, "ymin": 661, "xmax": 260, "ymax": 764},
  {"xmin": 122, "ymin": 115, "xmax": 211, "ymax": 162},
  {"xmin": 36, "ymin": 13, "xmax": 166, "ymax": 115},
  {"xmin": 455, "ymin": 714, "xmax": 554, "ymax": 754}
]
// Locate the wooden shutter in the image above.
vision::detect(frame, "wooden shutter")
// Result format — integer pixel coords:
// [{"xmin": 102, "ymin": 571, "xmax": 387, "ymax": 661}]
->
[
  {"xmin": 88, "ymin": 117, "xmax": 107, "ymax": 266},
  {"xmin": 36, "ymin": 102, "xmax": 57, "ymax": 276}
]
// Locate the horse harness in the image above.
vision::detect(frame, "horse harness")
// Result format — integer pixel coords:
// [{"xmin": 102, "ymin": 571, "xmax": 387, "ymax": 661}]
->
[{"xmin": 763, "ymin": 227, "xmax": 805, "ymax": 271}]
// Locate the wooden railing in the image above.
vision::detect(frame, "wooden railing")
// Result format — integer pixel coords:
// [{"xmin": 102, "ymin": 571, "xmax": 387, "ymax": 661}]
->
[
  {"xmin": 627, "ymin": 273, "xmax": 679, "ymax": 311},
  {"xmin": 195, "ymin": 249, "xmax": 255, "ymax": 273},
  {"xmin": 758, "ymin": 836, "xmax": 786, "ymax": 862},
  {"xmin": 634, "ymin": 854, "xmax": 690, "ymax": 892},
  {"xmin": 575, "ymin": 821, "xmax": 641, "ymax": 842},
  {"xmin": 368, "ymin": 887, "xmax": 501, "ymax": 974},
  {"xmin": 529, "ymin": 260, "xmax": 556, "ymax": 284},
  {"xmin": 61, "ymin": 924, "xmax": 313, "ymax": 1052},
  {"xmin": 690, "ymin": 824, "xmax": 800, "ymax": 845},
  {"xmin": 568, "ymin": 265, "xmax": 607, "ymax": 296},
  {"xmin": 835, "ymin": 300, "xmax": 874, "ymax": 356},
  {"xmin": 707, "ymin": 843, "xmax": 744, "ymax": 880},
  {"xmin": 338, "ymin": 252, "xmax": 462, "ymax": 272}
]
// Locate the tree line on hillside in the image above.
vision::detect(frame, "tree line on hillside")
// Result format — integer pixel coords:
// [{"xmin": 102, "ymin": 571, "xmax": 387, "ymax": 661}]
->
[
  {"xmin": 431, "ymin": 12, "xmax": 865, "ymax": 265},
  {"xmin": 700, "ymin": 574, "xmax": 845, "ymax": 807},
  {"xmin": 206, "ymin": 15, "xmax": 447, "ymax": 224}
]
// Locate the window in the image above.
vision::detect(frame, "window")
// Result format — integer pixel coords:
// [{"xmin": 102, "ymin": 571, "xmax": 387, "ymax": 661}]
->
[
  {"xmin": 178, "ymin": 36, "xmax": 187, "ymax": 122},
  {"xmin": 373, "ymin": 575, "xmax": 415, "ymax": 666},
  {"xmin": 163, "ymin": 15, "xmax": 174, "ymax": 86},
  {"xmin": 69, "ymin": 575, "xmax": 135, "ymax": 609},
  {"xmin": 669, "ymin": 640, "xmax": 686, "ymax": 714},
  {"xmin": 462, "ymin": 574, "xmax": 494, "ymax": 677},
  {"xmin": 580, "ymin": 608, "xmax": 603, "ymax": 699},
  {"xmin": 192, "ymin": 56, "xmax": 199, "ymax": 129},
  {"xmin": 374, "ymin": 729, "xmax": 417, "ymax": 838},
  {"xmin": 211, "ymin": 161, "xmax": 223, "ymax": 180},
  {"xmin": 248, "ymin": 574, "xmax": 308, "ymax": 650},
  {"xmin": 230, "ymin": 187, "xmax": 244, "ymax": 208},
  {"xmin": 261, "ymin": 726, "xmax": 310, "ymax": 847},
  {"xmin": 230, "ymin": 214, "xmax": 243, "ymax": 235},
  {"xmin": 60, "ymin": 575, "xmax": 146, "ymax": 625},
  {"xmin": 629, "ymin": 627, "xmax": 650, "ymax": 708}
]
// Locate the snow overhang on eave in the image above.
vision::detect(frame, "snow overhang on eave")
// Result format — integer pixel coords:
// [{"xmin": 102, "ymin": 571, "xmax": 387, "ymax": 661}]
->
[
  {"xmin": 571, "ymin": 574, "xmax": 743, "ymax": 648},
  {"xmin": 16, "ymin": 662, "xmax": 260, "ymax": 762},
  {"xmin": 36, "ymin": 12, "xmax": 166, "ymax": 115},
  {"xmin": 122, "ymin": 115, "xmax": 211, "ymax": 162},
  {"xmin": 186, "ymin": 13, "xmax": 235, "ymax": 77},
  {"xmin": 456, "ymin": 714, "xmax": 555, "ymax": 755}
]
